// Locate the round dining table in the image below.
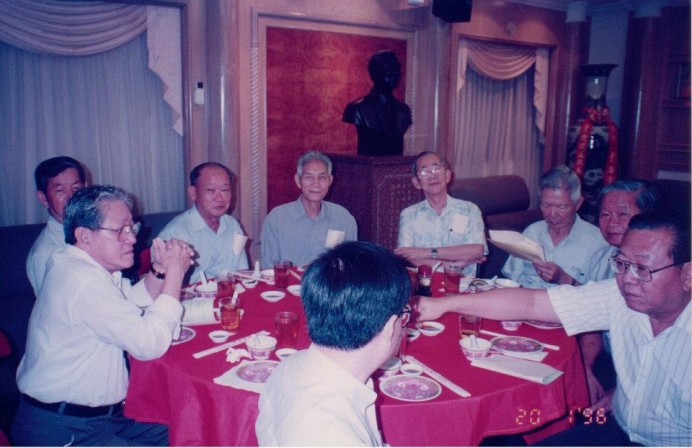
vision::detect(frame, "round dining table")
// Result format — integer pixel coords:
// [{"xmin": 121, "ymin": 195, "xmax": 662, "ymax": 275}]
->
[{"xmin": 125, "ymin": 270, "xmax": 589, "ymax": 446}]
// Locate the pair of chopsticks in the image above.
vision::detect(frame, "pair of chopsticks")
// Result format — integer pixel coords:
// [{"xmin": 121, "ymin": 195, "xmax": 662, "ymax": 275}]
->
[
  {"xmin": 405, "ymin": 355, "xmax": 471, "ymax": 398},
  {"xmin": 229, "ymin": 271, "xmax": 272, "ymax": 284},
  {"xmin": 480, "ymin": 329, "xmax": 560, "ymax": 351}
]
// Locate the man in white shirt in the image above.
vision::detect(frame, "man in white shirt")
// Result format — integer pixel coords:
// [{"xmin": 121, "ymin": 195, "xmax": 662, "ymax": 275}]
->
[
  {"xmin": 416, "ymin": 213, "xmax": 690, "ymax": 446},
  {"xmin": 158, "ymin": 162, "xmax": 249, "ymax": 283},
  {"xmin": 26, "ymin": 156, "xmax": 86, "ymax": 295},
  {"xmin": 256, "ymin": 241, "xmax": 411, "ymax": 446},
  {"xmin": 260, "ymin": 151, "xmax": 357, "ymax": 268},
  {"xmin": 395, "ymin": 151, "xmax": 487, "ymax": 276},
  {"xmin": 12, "ymin": 185, "xmax": 194, "ymax": 446}
]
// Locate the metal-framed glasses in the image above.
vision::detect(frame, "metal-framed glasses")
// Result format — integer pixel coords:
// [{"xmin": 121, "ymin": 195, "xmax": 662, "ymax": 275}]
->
[
  {"xmin": 417, "ymin": 165, "xmax": 445, "ymax": 179},
  {"xmin": 399, "ymin": 304, "xmax": 412, "ymax": 327},
  {"xmin": 96, "ymin": 222, "xmax": 141, "ymax": 242},
  {"xmin": 608, "ymin": 256, "xmax": 680, "ymax": 282}
]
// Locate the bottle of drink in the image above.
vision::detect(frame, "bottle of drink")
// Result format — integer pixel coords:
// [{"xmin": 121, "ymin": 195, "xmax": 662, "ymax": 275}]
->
[{"xmin": 416, "ymin": 264, "xmax": 432, "ymax": 296}]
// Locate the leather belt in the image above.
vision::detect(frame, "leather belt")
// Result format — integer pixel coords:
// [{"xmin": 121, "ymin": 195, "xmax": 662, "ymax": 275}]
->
[{"xmin": 22, "ymin": 394, "xmax": 124, "ymax": 418}]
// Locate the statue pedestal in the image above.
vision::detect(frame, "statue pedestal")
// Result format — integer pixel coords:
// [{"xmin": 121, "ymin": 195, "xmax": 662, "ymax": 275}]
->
[{"xmin": 327, "ymin": 154, "xmax": 423, "ymax": 250}]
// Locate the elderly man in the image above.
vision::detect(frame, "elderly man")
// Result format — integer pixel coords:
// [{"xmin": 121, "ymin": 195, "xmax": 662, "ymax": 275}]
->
[
  {"xmin": 12, "ymin": 185, "xmax": 194, "ymax": 446},
  {"xmin": 260, "ymin": 151, "xmax": 357, "ymax": 268},
  {"xmin": 502, "ymin": 165, "xmax": 607, "ymax": 287},
  {"xmin": 26, "ymin": 156, "xmax": 86, "ymax": 295},
  {"xmin": 158, "ymin": 162, "xmax": 249, "ymax": 283},
  {"xmin": 417, "ymin": 213, "xmax": 691, "ymax": 446},
  {"xmin": 395, "ymin": 151, "xmax": 487, "ymax": 276},
  {"xmin": 579, "ymin": 179, "xmax": 660, "ymax": 410},
  {"xmin": 256, "ymin": 241, "xmax": 410, "ymax": 445}
]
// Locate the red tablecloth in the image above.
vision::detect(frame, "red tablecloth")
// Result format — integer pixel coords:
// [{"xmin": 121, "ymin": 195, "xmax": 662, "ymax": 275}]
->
[{"xmin": 125, "ymin": 273, "xmax": 588, "ymax": 446}]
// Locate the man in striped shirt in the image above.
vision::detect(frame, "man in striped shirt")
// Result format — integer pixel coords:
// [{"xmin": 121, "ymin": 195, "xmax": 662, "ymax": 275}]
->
[{"xmin": 417, "ymin": 212, "xmax": 690, "ymax": 446}]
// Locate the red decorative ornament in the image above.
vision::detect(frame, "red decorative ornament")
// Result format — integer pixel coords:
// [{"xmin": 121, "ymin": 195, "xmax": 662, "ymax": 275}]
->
[{"xmin": 573, "ymin": 106, "xmax": 618, "ymax": 185}]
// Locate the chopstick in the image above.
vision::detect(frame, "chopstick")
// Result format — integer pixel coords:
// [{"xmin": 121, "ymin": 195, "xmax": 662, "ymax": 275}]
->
[
  {"xmin": 230, "ymin": 271, "xmax": 272, "ymax": 284},
  {"xmin": 290, "ymin": 270, "xmax": 302, "ymax": 281},
  {"xmin": 193, "ymin": 330, "xmax": 270, "ymax": 358},
  {"xmin": 405, "ymin": 355, "xmax": 471, "ymax": 397},
  {"xmin": 480, "ymin": 329, "xmax": 560, "ymax": 351}
]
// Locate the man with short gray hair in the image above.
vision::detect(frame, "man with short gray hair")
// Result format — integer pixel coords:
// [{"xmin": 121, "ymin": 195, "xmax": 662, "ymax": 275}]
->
[
  {"xmin": 502, "ymin": 165, "xmax": 607, "ymax": 288},
  {"xmin": 260, "ymin": 150, "xmax": 357, "ymax": 268}
]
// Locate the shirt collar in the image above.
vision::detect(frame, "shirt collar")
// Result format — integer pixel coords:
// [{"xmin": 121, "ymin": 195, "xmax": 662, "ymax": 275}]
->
[
  {"xmin": 190, "ymin": 204, "xmax": 226, "ymax": 233},
  {"xmin": 63, "ymin": 244, "xmax": 123, "ymax": 287},
  {"xmin": 294, "ymin": 196, "xmax": 326, "ymax": 220}
]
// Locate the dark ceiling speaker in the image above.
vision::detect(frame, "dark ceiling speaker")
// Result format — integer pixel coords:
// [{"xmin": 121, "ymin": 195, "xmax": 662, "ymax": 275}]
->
[{"xmin": 432, "ymin": 0, "xmax": 472, "ymax": 23}]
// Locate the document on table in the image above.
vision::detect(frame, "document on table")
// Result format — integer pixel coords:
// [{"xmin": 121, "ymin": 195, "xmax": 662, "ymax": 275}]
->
[{"xmin": 488, "ymin": 230, "xmax": 545, "ymax": 262}]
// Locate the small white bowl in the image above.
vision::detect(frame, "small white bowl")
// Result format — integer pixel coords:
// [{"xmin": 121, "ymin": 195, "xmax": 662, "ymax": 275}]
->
[
  {"xmin": 260, "ymin": 291, "xmax": 286, "ymax": 302},
  {"xmin": 194, "ymin": 283, "xmax": 218, "ymax": 299},
  {"xmin": 399, "ymin": 363, "xmax": 424, "ymax": 376},
  {"xmin": 241, "ymin": 279, "xmax": 258, "ymax": 289},
  {"xmin": 261, "ymin": 269, "xmax": 275, "ymax": 279},
  {"xmin": 287, "ymin": 284, "xmax": 301, "ymax": 296},
  {"xmin": 501, "ymin": 320, "xmax": 523, "ymax": 331},
  {"xmin": 459, "ymin": 337, "xmax": 492, "ymax": 360},
  {"xmin": 208, "ymin": 330, "xmax": 231, "ymax": 343},
  {"xmin": 377, "ymin": 356, "xmax": 402, "ymax": 378},
  {"xmin": 416, "ymin": 321, "xmax": 445, "ymax": 336},
  {"xmin": 246, "ymin": 336, "xmax": 277, "ymax": 360},
  {"xmin": 495, "ymin": 278, "xmax": 521, "ymax": 288},
  {"xmin": 406, "ymin": 328, "xmax": 421, "ymax": 342},
  {"xmin": 275, "ymin": 348, "xmax": 297, "ymax": 360}
]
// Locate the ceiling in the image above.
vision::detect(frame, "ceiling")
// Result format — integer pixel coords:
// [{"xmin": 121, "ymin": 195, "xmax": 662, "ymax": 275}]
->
[{"xmin": 508, "ymin": 0, "xmax": 688, "ymax": 13}]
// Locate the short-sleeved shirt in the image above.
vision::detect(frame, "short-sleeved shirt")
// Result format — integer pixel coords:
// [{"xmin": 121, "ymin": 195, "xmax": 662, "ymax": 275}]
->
[
  {"xmin": 158, "ymin": 205, "xmax": 249, "ymax": 283},
  {"xmin": 26, "ymin": 216, "xmax": 65, "ymax": 296},
  {"xmin": 260, "ymin": 197, "xmax": 357, "ymax": 268},
  {"xmin": 548, "ymin": 280, "xmax": 691, "ymax": 446},
  {"xmin": 397, "ymin": 195, "xmax": 487, "ymax": 276},
  {"xmin": 586, "ymin": 244, "xmax": 618, "ymax": 283},
  {"xmin": 502, "ymin": 216, "xmax": 608, "ymax": 288}
]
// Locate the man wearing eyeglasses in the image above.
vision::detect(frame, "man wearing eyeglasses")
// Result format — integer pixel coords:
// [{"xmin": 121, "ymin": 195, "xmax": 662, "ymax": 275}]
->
[
  {"xmin": 256, "ymin": 241, "xmax": 410, "ymax": 445},
  {"xmin": 416, "ymin": 212, "xmax": 691, "ymax": 446},
  {"xmin": 502, "ymin": 165, "xmax": 608, "ymax": 288},
  {"xmin": 12, "ymin": 185, "xmax": 194, "ymax": 446},
  {"xmin": 395, "ymin": 151, "xmax": 487, "ymax": 276}
]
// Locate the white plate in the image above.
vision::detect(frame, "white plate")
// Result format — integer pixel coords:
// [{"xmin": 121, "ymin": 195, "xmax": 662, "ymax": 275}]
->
[
  {"xmin": 260, "ymin": 291, "xmax": 286, "ymax": 302},
  {"xmin": 172, "ymin": 326, "xmax": 196, "ymax": 345},
  {"xmin": 416, "ymin": 321, "xmax": 445, "ymax": 336},
  {"xmin": 490, "ymin": 336, "xmax": 543, "ymax": 355},
  {"xmin": 235, "ymin": 360, "xmax": 279, "ymax": 383},
  {"xmin": 524, "ymin": 320, "xmax": 564, "ymax": 330},
  {"xmin": 379, "ymin": 375, "xmax": 442, "ymax": 402}
]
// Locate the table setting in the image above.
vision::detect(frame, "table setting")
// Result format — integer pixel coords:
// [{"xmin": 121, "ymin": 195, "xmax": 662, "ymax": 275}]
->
[{"xmin": 125, "ymin": 267, "xmax": 589, "ymax": 446}]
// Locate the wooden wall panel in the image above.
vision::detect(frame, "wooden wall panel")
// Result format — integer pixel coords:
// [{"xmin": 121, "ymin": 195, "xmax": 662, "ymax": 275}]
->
[{"xmin": 266, "ymin": 27, "xmax": 407, "ymax": 210}]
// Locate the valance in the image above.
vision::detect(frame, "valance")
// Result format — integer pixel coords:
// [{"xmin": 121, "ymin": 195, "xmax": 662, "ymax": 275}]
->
[{"xmin": 0, "ymin": 0, "xmax": 181, "ymax": 135}]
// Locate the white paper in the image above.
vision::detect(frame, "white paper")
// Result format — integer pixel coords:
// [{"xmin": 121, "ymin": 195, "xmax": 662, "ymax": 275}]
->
[
  {"xmin": 325, "ymin": 229, "xmax": 345, "ymax": 248},
  {"xmin": 232, "ymin": 232, "xmax": 248, "ymax": 255},
  {"xmin": 488, "ymin": 230, "xmax": 545, "ymax": 262},
  {"xmin": 182, "ymin": 297, "xmax": 219, "ymax": 325}
]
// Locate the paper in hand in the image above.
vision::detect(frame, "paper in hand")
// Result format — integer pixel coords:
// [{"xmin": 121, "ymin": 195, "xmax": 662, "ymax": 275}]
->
[{"xmin": 488, "ymin": 230, "xmax": 545, "ymax": 262}]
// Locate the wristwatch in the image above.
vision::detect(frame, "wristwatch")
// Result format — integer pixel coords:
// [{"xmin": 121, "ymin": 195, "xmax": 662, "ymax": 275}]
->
[
  {"xmin": 150, "ymin": 264, "xmax": 166, "ymax": 280},
  {"xmin": 431, "ymin": 248, "xmax": 438, "ymax": 259}
]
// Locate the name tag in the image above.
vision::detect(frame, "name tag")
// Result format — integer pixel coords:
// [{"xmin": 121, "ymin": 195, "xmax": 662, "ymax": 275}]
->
[{"xmin": 450, "ymin": 214, "xmax": 469, "ymax": 234}]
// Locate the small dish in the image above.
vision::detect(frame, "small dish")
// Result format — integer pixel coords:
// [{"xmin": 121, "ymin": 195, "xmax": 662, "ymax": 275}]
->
[
  {"xmin": 209, "ymin": 330, "xmax": 231, "ymax": 343},
  {"xmin": 494, "ymin": 278, "xmax": 521, "ymax": 288},
  {"xmin": 491, "ymin": 336, "xmax": 543, "ymax": 356},
  {"xmin": 194, "ymin": 283, "xmax": 217, "ymax": 299},
  {"xmin": 235, "ymin": 360, "xmax": 279, "ymax": 383},
  {"xmin": 241, "ymin": 279, "xmax": 258, "ymax": 289},
  {"xmin": 406, "ymin": 328, "xmax": 421, "ymax": 342},
  {"xmin": 416, "ymin": 321, "xmax": 445, "ymax": 336},
  {"xmin": 286, "ymin": 284, "xmax": 301, "ymax": 296},
  {"xmin": 377, "ymin": 356, "xmax": 402, "ymax": 378},
  {"xmin": 501, "ymin": 320, "xmax": 523, "ymax": 331},
  {"xmin": 275, "ymin": 348, "xmax": 297, "ymax": 361},
  {"xmin": 399, "ymin": 363, "xmax": 424, "ymax": 376},
  {"xmin": 260, "ymin": 291, "xmax": 286, "ymax": 303},
  {"xmin": 459, "ymin": 337, "xmax": 491, "ymax": 359},
  {"xmin": 172, "ymin": 327, "xmax": 196, "ymax": 345},
  {"xmin": 246, "ymin": 335, "xmax": 277, "ymax": 360},
  {"xmin": 260, "ymin": 268, "xmax": 275, "ymax": 278},
  {"xmin": 379, "ymin": 375, "xmax": 442, "ymax": 402}
]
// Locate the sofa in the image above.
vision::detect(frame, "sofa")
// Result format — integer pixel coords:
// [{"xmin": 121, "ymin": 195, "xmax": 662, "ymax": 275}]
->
[{"xmin": 448, "ymin": 175, "xmax": 543, "ymax": 278}]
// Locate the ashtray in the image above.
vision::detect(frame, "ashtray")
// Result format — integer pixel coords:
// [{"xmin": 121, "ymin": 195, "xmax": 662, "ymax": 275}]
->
[{"xmin": 416, "ymin": 321, "xmax": 445, "ymax": 336}]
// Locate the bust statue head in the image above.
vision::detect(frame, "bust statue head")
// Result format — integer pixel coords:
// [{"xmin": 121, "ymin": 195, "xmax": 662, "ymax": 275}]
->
[{"xmin": 368, "ymin": 50, "xmax": 401, "ymax": 94}]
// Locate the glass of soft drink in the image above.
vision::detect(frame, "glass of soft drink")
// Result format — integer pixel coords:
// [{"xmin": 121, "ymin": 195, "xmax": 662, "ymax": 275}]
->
[
  {"xmin": 444, "ymin": 265, "xmax": 463, "ymax": 295},
  {"xmin": 273, "ymin": 260, "xmax": 292, "ymax": 289},
  {"xmin": 274, "ymin": 311, "xmax": 298, "ymax": 349},
  {"xmin": 458, "ymin": 314, "xmax": 481, "ymax": 338},
  {"xmin": 219, "ymin": 296, "xmax": 242, "ymax": 333},
  {"xmin": 216, "ymin": 273, "xmax": 235, "ymax": 299}
]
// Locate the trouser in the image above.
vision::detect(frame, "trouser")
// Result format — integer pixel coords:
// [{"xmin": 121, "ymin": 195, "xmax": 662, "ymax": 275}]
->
[
  {"xmin": 10, "ymin": 395, "xmax": 168, "ymax": 446},
  {"xmin": 532, "ymin": 415, "xmax": 642, "ymax": 447}
]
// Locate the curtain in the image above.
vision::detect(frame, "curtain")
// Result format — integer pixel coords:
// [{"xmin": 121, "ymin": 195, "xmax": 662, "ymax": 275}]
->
[
  {"xmin": 453, "ymin": 39, "xmax": 549, "ymax": 205},
  {"xmin": 0, "ymin": 34, "xmax": 184, "ymax": 226}
]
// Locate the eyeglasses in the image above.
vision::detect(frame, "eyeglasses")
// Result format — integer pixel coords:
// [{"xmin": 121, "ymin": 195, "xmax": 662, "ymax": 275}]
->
[
  {"xmin": 399, "ymin": 304, "xmax": 412, "ymax": 327},
  {"xmin": 417, "ymin": 165, "xmax": 445, "ymax": 179},
  {"xmin": 96, "ymin": 222, "xmax": 141, "ymax": 242},
  {"xmin": 608, "ymin": 257, "xmax": 680, "ymax": 282}
]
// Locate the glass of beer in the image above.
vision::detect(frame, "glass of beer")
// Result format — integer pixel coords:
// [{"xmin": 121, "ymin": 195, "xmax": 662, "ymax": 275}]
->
[
  {"xmin": 219, "ymin": 296, "xmax": 242, "ymax": 333},
  {"xmin": 459, "ymin": 314, "xmax": 481, "ymax": 338},
  {"xmin": 444, "ymin": 265, "xmax": 463, "ymax": 295},
  {"xmin": 216, "ymin": 273, "xmax": 235, "ymax": 299},
  {"xmin": 273, "ymin": 260, "xmax": 292, "ymax": 289},
  {"xmin": 274, "ymin": 311, "xmax": 298, "ymax": 349}
]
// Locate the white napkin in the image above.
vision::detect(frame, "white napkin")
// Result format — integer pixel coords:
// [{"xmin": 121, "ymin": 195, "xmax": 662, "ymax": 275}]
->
[
  {"xmin": 470, "ymin": 354, "xmax": 563, "ymax": 385},
  {"xmin": 182, "ymin": 298, "xmax": 219, "ymax": 325},
  {"xmin": 226, "ymin": 348, "xmax": 251, "ymax": 363},
  {"xmin": 232, "ymin": 233, "xmax": 248, "ymax": 255},
  {"xmin": 325, "ymin": 229, "xmax": 345, "ymax": 248},
  {"xmin": 213, "ymin": 360, "xmax": 266, "ymax": 393}
]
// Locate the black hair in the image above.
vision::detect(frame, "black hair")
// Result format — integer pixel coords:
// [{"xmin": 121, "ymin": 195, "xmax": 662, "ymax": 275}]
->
[
  {"xmin": 189, "ymin": 162, "xmax": 234, "ymax": 186},
  {"xmin": 627, "ymin": 213, "xmax": 690, "ymax": 266},
  {"xmin": 63, "ymin": 185, "xmax": 133, "ymax": 245},
  {"xmin": 34, "ymin": 156, "xmax": 86, "ymax": 193}
]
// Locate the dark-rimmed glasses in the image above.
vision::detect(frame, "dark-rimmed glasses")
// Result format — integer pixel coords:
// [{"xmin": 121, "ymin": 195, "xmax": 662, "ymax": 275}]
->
[
  {"xmin": 608, "ymin": 256, "xmax": 680, "ymax": 282},
  {"xmin": 96, "ymin": 222, "xmax": 141, "ymax": 242}
]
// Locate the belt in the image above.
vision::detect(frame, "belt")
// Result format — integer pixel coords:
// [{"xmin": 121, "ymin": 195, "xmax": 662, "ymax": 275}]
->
[{"xmin": 22, "ymin": 394, "xmax": 124, "ymax": 418}]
